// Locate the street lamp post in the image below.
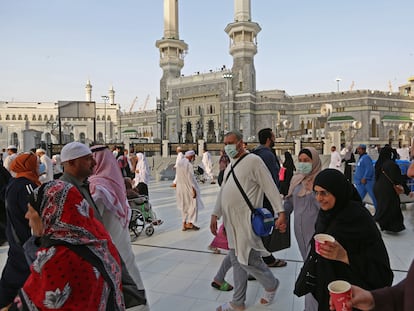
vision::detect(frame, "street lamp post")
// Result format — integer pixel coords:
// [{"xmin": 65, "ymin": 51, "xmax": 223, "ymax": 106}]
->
[
  {"xmin": 101, "ymin": 95, "xmax": 109, "ymax": 144},
  {"xmin": 336, "ymin": 78, "xmax": 341, "ymax": 92},
  {"xmin": 223, "ymin": 72, "xmax": 233, "ymax": 133}
]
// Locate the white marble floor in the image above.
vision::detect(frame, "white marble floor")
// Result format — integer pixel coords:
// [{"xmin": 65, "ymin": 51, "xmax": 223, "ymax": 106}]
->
[{"xmin": 1, "ymin": 180, "xmax": 414, "ymax": 311}]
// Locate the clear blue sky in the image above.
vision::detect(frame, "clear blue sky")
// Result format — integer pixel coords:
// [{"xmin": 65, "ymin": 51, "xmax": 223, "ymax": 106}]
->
[{"xmin": 1, "ymin": 1, "xmax": 413, "ymax": 112}]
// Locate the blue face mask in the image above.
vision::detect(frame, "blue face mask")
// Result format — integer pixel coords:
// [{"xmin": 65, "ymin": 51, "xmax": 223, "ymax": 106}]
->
[
  {"xmin": 224, "ymin": 144, "xmax": 238, "ymax": 158},
  {"xmin": 296, "ymin": 162, "xmax": 312, "ymax": 174}
]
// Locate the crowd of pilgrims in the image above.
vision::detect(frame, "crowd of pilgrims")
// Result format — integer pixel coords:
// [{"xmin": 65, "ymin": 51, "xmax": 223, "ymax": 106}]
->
[{"xmin": 0, "ymin": 138, "xmax": 412, "ymax": 310}]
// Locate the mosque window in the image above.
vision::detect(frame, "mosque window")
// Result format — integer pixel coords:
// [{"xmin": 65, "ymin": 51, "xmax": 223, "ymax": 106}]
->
[
  {"xmin": 38, "ymin": 115, "xmax": 42, "ymax": 121},
  {"xmin": 371, "ymin": 119, "xmax": 379, "ymax": 137},
  {"xmin": 97, "ymin": 132, "xmax": 104, "ymax": 144},
  {"xmin": 97, "ymin": 115, "xmax": 100, "ymax": 121},
  {"xmin": 24, "ymin": 115, "xmax": 28, "ymax": 121},
  {"xmin": 12, "ymin": 115, "xmax": 16, "ymax": 120},
  {"xmin": 18, "ymin": 115, "xmax": 22, "ymax": 120},
  {"xmin": 44, "ymin": 115, "xmax": 48, "ymax": 120},
  {"xmin": 107, "ymin": 115, "xmax": 111, "ymax": 121},
  {"xmin": 50, "ymin": 115, "xmax": 54, "ymax": 121},
  {"xmin": 0, "ymin": 115, "xmax": 2, "ymax": 120},
  {"xmin": 6, "ymin": 115, "xmax": 10, "ymax": 120},
  {"xmin": 79, "ymin": 132, "xmax": 86, "ymax": 143},
  {"xmin": 32, "ymin": 115, "xmax": 36, "ymax": 121}
]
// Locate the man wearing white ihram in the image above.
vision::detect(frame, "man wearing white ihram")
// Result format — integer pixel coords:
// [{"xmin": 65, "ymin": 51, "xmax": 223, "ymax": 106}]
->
[{"xmin": 175, "ymin": 150, "xmax": 204, "ymax": 231}]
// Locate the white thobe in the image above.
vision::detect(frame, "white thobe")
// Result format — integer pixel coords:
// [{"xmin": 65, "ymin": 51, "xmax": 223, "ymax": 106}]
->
[
  {"xmin": 213, "ymin": 153, "xmax": 284, "ymax": 265},
  {"xmin": 201, "ymin": 151, "xmax": 214, "ymax": 180},
  {"xmin": 329, "ymin": 151, "xmax": 342, "ymax": 171},
  {"xmin": 175, "ymin": 158, "xmax": 204, "ymax": 224},
  {"xmin": 173, "ymin": 152, "xmax": 184, "ymax": 184},
  {"xmin": 38, "ymin": 154, "xmax": 54, "ymax": 184}
]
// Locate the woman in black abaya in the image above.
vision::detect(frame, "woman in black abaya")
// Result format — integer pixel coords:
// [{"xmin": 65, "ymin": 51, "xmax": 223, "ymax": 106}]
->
[
  {"xmin": 310, "ymin": 169, "xmax": 393, "ymax": 311},
  {"xmin": 374, "ymin": 146, "xmax": 409, "ymax": 233}
]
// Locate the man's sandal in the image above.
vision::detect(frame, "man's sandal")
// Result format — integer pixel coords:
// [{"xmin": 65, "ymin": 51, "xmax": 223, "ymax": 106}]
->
[
  {"xmin": 260, "ymin": 279, "xmax": 279, "ymax": 305},
  {"xmin": 211, "ymin": 280, "xmax": 233, "ymax": 291},
  {"xmin": 267, "ymin": 259, "xmax": 287, "ymax": 267},
  {"xmin": 260, "ymin": 289, "xmax": 276, "ymax": 306},
  {"xmin": 216, "ymin": 302, "xmax": 245, "ymax": 311}
]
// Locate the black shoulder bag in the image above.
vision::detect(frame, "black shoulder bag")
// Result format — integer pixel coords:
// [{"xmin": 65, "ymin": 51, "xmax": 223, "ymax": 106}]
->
[{"xmin": 294, "ymin": 249, "xmax": 318, "ymax": 297}]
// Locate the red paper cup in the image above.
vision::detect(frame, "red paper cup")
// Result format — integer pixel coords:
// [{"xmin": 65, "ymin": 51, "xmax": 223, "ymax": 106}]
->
[
  {"xmin": 328, "ymin": 280, "xmax": 352, "ymax": 311},
  {"xmin": 314, "ymin": 233, "xmax": 335, "ymax": 254}
]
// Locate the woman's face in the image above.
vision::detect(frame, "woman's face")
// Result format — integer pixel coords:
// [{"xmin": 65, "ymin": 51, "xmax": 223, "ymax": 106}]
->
[
  {"xmin": 298, "ymin": 153, "xmax": 312, "ymax": 163},
  {"xmin": 25, "ymin": 204, "xmax": 44, "ymax": 236},
  {"xmin": 314, "ymin": 185, "xmax": 336, "ymax": 211}
]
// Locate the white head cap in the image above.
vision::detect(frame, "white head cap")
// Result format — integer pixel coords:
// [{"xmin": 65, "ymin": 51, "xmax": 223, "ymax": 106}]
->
[
  {"xmin": 60, "ymin": 142, "xmax": 92, "ymax": 163},
  {"xmin": 185, "ymin": 150, "xmax": 195, "ymax": 157}
]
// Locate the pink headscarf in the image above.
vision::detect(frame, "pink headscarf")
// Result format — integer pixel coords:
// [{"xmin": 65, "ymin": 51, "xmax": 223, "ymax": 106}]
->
[
  {"xmin": 89, "ymin": 146, "xmax": 130, "ymax": 227},
  {"xmin": 286, "ymin": 147, "xmax": 322, "ymax": 198}
]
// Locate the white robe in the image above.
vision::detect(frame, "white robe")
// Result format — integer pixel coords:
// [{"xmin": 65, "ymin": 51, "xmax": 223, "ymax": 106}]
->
[
  {"xmin": 213, "ymin": 153, "xmax": 284, "ymax": 265},
  {"xmin": 38, "ymin": 154, "xmax": 54, "ymax": 184},
  {"xmin": 173, "ymin": 152, "xmax": 184, "ymax": 184},
  {"xmin": 201, "ymin": 151, "xmax": 213, "ymax": 180},
  {"xmin": 133, "ymin": 153, "xmax": 150, "ymax": 186},
  {"xmin": 92, "ymin": 186, "xmax": 144, "ymax": 290},
  {"xmin": 329, "ymin": 151, "xmax": 342, "ymax": 171},
  {"xmin": 175, "ymin": 158, "xmax": 204, "ymax": 223}
]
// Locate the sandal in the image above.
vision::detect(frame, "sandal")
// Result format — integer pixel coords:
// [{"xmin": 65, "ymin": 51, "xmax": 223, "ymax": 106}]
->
[
  {"xmin": 260, "ymin": 279, "xmax": 279, "ymax": 305},
  {"xmin": 211, "ymin": 280, "xmax": 234, "ymax": 291},
  {"xmin": 216, "ymin": 302, "xmax": 244, "ymax": 311},
  {"xmin": 186, "ymin": 223, "xmax": 200, "ymax": 230},
  {"xmin": 208, "ymin": 245, "xmax": 221, "ymax": 254},
  {"xmin": 267, "ymin": 259, "xmax": 287, "ymax": 268}
]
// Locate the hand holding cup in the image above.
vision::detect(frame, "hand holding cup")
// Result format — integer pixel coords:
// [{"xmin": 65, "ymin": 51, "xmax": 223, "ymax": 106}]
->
[
  {"xmin": 314, "ymin": 233, "xmax": 335, "ymax": 255},
  {"xmin": 328, "ymin": 280, "xmax": 352, "ymax": 311}
]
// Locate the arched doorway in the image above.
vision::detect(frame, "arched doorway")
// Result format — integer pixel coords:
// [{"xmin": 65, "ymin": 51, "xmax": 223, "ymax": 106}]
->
[
  {"xmin": 185, "ymin": 122, "xmax": 193, "ymax": 143},
  {"xmin": 206, "ymin": 120, "xmax": 216, "ymax": 142}
]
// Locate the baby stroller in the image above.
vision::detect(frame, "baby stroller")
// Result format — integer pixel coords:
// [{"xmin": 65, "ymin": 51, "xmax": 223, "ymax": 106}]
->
[
  {"xmin": 128, "ymin": 195, "xmax": 162, "ymax": 241},
  {"xmin": 194, "ymin": 165, "xmax": 205, "ymax": 183}
]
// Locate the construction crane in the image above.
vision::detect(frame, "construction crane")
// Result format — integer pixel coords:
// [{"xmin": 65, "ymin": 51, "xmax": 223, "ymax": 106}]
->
[
  {"xmin": 139, "ymin": 94, "xmax": 150, "ymax": 111},
  {"xmin": 129, "ymin": 96, "xmax": 138, "ymax": 113}
]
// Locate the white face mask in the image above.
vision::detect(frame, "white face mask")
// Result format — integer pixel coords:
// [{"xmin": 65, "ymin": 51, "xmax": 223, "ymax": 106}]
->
[
  {"xmin": 224, "ymin": 144, "xmax": 238, "ymax": 158},
  {"xmin": 296, "ymin": 162, "xmax": 312, "ymax": 174}
]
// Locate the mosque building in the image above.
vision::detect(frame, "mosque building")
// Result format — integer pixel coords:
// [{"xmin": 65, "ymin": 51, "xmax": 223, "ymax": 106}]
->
[
  {"xmin": 1, "ymin": 0, "xmax": 414, "ymax": 154},
  {"xmin": 153, "ymin": 0, "xmax": 414, "ymax": 152}
]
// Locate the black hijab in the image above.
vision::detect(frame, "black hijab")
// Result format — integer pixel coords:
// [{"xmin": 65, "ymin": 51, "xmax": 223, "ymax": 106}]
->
[
  {"xmin": 375, "ymin": 146, "xmax": 396, "ymax": 180},
  {"xmin": 283, "ymin": 151, "xmax": 296, "ymax": 171},
  {"xmin": 313, "ymin": 169, "xmax": 361, "ymax": 233},
  {"xmin": 311, "ymin": 169, "xmax": 393, "ymax": 310}
]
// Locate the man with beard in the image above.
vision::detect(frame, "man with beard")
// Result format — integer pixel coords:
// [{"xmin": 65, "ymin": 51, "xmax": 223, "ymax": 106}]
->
[{"xmin": 252, "ymin": 128, "xmax": 287, "ymax": 268}]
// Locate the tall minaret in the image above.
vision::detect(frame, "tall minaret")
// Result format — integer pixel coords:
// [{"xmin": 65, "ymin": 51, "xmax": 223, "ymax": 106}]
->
[
  {"xmin": 224, "ymin": 0, "xmax": 261, "ymax": 94},
  {"xmin": 85, "ymin": 80, "xmax": 92, "ymax": 102},
  {"xmin": 108, "ymin": 85, "xmax": 115, "ymax": 105},
  {"xmin": 155, "ymin": 0, "xmax": 188, "ymax": 100}
]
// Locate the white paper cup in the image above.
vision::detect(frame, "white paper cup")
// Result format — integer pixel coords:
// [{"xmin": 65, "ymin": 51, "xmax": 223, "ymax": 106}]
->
[
  {"xmin": 314, "ymin": 233, "xmax": 335, "ymax": 254},
  {"xmin": 328, "ymin": 280, "xmax": 352, "ymax": 311}
]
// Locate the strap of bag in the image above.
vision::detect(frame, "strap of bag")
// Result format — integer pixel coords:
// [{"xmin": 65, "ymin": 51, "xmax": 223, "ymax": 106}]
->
[
  {"xmin": 381, "ymin": 169, "xmax": 396, "ymax": 185},
  {"xmin": 224, "ymin": 153, "xmax": 249, "ymax": 183},
  {"xmin": 228, "ymin": 158, "xmax": 256, "ymax": 214}
]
